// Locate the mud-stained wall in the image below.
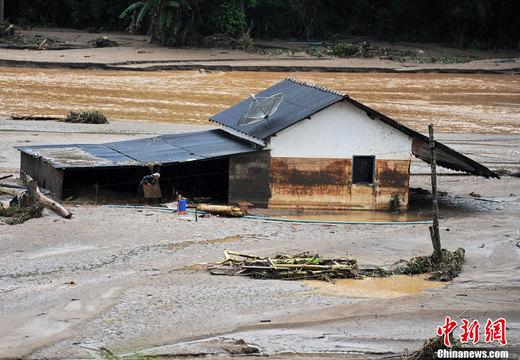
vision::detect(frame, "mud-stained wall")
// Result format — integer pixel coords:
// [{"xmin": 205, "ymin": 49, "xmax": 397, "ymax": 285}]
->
[
  {"xmin": 268, "ymin": 157, "xmax": 410, "ymax": 210},
  {"xmin": 20, "ymin": 153, "xmax": 64, "ymax": 199},
  {"xmin": 228, "ymin": 151, "xmax": 271, "ymax": 207}
]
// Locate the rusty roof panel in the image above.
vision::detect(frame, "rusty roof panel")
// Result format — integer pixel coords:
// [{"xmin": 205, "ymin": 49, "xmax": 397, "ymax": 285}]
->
[{"xmin": 17, "ymin": 129, "xmax": 258, "ymax": 169}]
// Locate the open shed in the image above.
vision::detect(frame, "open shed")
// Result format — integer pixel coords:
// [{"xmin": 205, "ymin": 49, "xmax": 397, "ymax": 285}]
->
[{"xmin": 17, "ymin": 78, "xmax": 497, "ymax": 210}]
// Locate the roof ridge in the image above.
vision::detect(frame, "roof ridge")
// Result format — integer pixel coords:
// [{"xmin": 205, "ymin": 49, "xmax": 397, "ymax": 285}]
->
[{"xmin": 285, "ymin": 77, "xmax": 347, "ymax": 97}]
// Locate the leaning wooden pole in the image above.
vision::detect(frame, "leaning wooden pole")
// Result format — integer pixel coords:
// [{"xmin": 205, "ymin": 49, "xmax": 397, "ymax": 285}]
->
[{"xmin": 428, "ymin": 124, "xmax": 442, "ymax": 259}]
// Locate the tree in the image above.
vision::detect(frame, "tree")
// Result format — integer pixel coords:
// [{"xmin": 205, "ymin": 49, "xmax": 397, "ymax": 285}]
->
[
  {"xmin": 0, "ymin": 0, "xmax": 4, "ymax": 22},
  {"xmin": 120, "ymin": 0, "xmax": 189, "ymax": 45}
]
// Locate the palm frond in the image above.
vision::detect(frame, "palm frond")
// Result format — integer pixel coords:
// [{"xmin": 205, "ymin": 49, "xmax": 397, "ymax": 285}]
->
[
  {"xmin": 119, "ymin": 1, "xmax": 146, "ymax": 19},
  {"xmin": 136, "ymin": 1, "xmax": 155, "ymax": 24}
]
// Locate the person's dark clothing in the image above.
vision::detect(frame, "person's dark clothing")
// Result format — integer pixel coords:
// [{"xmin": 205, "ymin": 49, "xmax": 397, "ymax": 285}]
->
[{"xmin": 137, "ymin": 175, "xmax": 157, "ymax": 198}]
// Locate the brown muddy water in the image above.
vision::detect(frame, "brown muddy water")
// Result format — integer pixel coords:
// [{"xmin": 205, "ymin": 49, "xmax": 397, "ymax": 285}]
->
[
  {"xmin": 305, "ymin": 274, "xmax": 445, "ymax": 299},
  {"xmin": 273, "ymin": 210, "xmax": 429, "ymax": 223},
  {"xmin": 0, "ymin": 67, "xmax": 519, "ymax": 134}
]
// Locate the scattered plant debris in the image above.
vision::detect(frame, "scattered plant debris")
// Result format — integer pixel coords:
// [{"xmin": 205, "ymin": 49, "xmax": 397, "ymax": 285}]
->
[
  {"xmin": 494, "ymin": 168, "xmax": 520, "ymax": 178},
  {"xmin": 63, "ymin": 110, "xmax": 109, "ymax": 124},
  {"xmin": 204, "ymin": 32, "xmax": 253, "ymax": 50},
  {"xmin": 208, "ymin": 248, "xmax": 465, "ymax": 282},
  {"xmin": 0, "ymin": 203, "xmax": 43, "ymax": 225},
  {"xmin": 0, "ymin": 21, "xmax": 15, "ymax": 38},
  {"xmin": 209, "ymin": 250, "xmax": 358, "ymax": 281},
  {"xmin": 392, "ymin": 248, "xmax": 465, "ymax": 281},
  {"xmin": 405, "ymin": 335, "xmax": 460, "ymax": 360},
  {"xmin": 304, "ymin": 42, "xmax": 478, "ymax": 64},
  {"xmin": 88, "ymin": 36, "xmax": 118, "ymax": 48},
  {"xmin": 0, "ymin": 29, "xmax": 77, "ymax": 50},
  {"xmin": 10, "ymin": 115, "xmax": 62, "ymax": 121}
]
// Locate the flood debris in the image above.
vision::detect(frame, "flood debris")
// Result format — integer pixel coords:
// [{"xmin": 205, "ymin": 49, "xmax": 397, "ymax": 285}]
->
[
  {"xmin": 10, "ymin": 115, "xmax": 62, "ymax": 121},
  {"xmin": 208, "ymin": 248, "xmax": 465, "ymax": 282},
  {"xmin": 209, "ymin": 250, "xmax": 358, "ymax": 280},
  {"xmin": 63, "ymin": 110, "xmax": 109, "ymax": 124},
  {"xmin": 88, "ymin": 36, "xmax": 118, "ymax": 48},
  {"xmin": 0, "ymin": 202, "xmax": 43, "ymax": 225},
  {"xmin": 0, "ymin": 21, "xmax": 15, "ymax": 38},
  {"xmin": 392, "ymin": 248, "xmax": 465, "ymax": 281},
  {"xmin": 405, "ymin": 335, "xmax": 460, "ymax": 360},
  {"xmin": 21, "ymin": 172, "xmax": 72, "ymax": 219},
  {"xmin": 197, "ymin": 204, "xmax": 243, "ymax": 217}
]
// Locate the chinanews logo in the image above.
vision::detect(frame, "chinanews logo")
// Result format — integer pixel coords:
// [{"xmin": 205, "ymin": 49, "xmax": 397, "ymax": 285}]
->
[{"xmin": 435, "ymin": 317, "xmax": 510, "ymax": 359}]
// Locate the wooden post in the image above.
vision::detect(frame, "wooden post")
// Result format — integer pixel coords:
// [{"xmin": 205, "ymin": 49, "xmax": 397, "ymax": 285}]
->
[{"xmin": 428, "ymin": 124, "xmax": 442, "ymax": 259}]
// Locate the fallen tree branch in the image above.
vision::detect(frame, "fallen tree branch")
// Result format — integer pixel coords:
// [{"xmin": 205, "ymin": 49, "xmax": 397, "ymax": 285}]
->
[{"xmin": 21, "ymin": 172, "xmax": 72, "ymax": 219}]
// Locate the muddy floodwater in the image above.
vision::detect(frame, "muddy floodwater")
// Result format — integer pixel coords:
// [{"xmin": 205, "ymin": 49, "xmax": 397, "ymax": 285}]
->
[
  {"xmin": 0, "ymin": 67, "xmax": 519, "ymax": 134},
  {"xmin": 273, "ymin": 210, "xmax": 429, "ymax": 223},
  {"xmin": 306, "ymin": 274, "xmax": 445, "ymax": 299}
]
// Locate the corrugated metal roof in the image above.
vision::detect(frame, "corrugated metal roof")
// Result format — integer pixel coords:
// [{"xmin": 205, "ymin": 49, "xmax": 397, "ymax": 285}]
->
[
  {"xmin": 16, "ymin": 129, "xmax": 257, "ymax": 169},
  {"xmin": 345, "ymin": 97, "xmax": 499, "ymax": 178},
  {"xmin": 210, "ymin": 78, "xmax": 497, "ymax": 178},
  {"xmin": 209, "ymin": 78, "xmax": 344, "ymax": 140}
]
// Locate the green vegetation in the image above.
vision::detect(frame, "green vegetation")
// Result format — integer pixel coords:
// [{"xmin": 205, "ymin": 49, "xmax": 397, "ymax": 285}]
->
[
  {"xmin": 389, "ymin": 193, "xmax": 401, "ymax": 212},
  {"xmin": 5, "ymin": 1, "xmax": 520, "ymax": 49},
  {"xmin": 63, "ymin": 110, "xmax": 109, "ymax": 124},
  {"xmin": 0, "ymin": 20, "xmax": 13, "ymax": 38},
  {"xmin": 0, "ymin": 204, "xmax": 43, "ymax": 225},
  {"xmin": 392, "ymin": 248, "xmax": 466, "ymax": 281},
  {"xmin": 210, "ymin": 248, "xmax": 466, "ymax": 282}
]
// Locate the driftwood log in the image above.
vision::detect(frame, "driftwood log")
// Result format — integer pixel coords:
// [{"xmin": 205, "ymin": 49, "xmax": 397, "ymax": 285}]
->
[
  {"xmin": 21, "ymin": 172, "xmax": 72, "ymax": 219},
  {"xmin": 196, "ymin": 204, "xmax": 243, "ymax": 217}
]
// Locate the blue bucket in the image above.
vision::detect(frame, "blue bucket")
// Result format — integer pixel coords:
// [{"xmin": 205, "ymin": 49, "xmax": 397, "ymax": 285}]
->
[{"xmin": 178, "ymin": 198, "xmax": 187, "ymax": 213}]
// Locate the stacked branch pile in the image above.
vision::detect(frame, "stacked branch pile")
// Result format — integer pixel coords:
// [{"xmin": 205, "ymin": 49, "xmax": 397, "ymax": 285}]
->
[
  {"xmin": 208, "ymin": 248, "xmax": 466, "ymax": 282},
  {"xmin": 209, "ymin": 250, "xmax": 358, "ymax": 280}
]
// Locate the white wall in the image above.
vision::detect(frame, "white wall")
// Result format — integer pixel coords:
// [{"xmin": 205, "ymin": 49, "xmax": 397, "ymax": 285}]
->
[{"xmin": 267, "ymin": 101, "xmax": 413, "ymax": 160}]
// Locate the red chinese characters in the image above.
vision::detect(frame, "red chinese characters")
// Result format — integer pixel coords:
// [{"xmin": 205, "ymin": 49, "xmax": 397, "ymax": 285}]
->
[
  {"xmin": 436, "ymin": 317, "xmax": 508, "ymax": 347},
  {"xmin": 485, "ymin": 318, "xmax": 507, "ymax": 346},
  {"xmin": 437, "ymin": 316, "xmax": 458, "ymax": 347},
  {"xmin": 460, "ymin": 319, "xmax": 480, "ymax": 344}
]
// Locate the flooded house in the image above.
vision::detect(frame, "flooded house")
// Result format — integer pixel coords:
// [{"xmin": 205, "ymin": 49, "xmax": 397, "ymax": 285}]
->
[{"xmin": 16, "ymin": 78, "xmax": 497, "ymax": 210}]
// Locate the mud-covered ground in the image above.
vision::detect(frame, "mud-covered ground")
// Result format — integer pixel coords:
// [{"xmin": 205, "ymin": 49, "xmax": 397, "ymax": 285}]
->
[
  {"xmin": 0, "ymin": 28, "xmax": 519, "ymax": 74},
  {"xmin": 0, "ymin": 120, "xmax": 519, "ymax": 359}
]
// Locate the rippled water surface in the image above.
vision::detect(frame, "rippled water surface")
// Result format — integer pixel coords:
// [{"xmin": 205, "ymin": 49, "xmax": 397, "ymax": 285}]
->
[{"xmin": 0, "ymin": 67, "xmax": 519, "ymax": 133}]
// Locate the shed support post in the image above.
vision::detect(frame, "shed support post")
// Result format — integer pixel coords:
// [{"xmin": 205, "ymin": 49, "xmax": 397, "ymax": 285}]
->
[{"xmin": 428, "ymin": 124, "xmax": 442, "ymax": 260}]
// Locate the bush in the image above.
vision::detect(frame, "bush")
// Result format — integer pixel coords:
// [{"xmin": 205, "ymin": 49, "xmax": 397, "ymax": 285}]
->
[
  {"xmin": 212, "ymin": 0, "xmax": 247, "ymax": 38},
  {"xmin": 63, "ymin": 110, "xmax": 109, "ymax": 124},
  {"xmin": 331, "ymin": 42, "xmax": 361, "ymax": 57}
]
